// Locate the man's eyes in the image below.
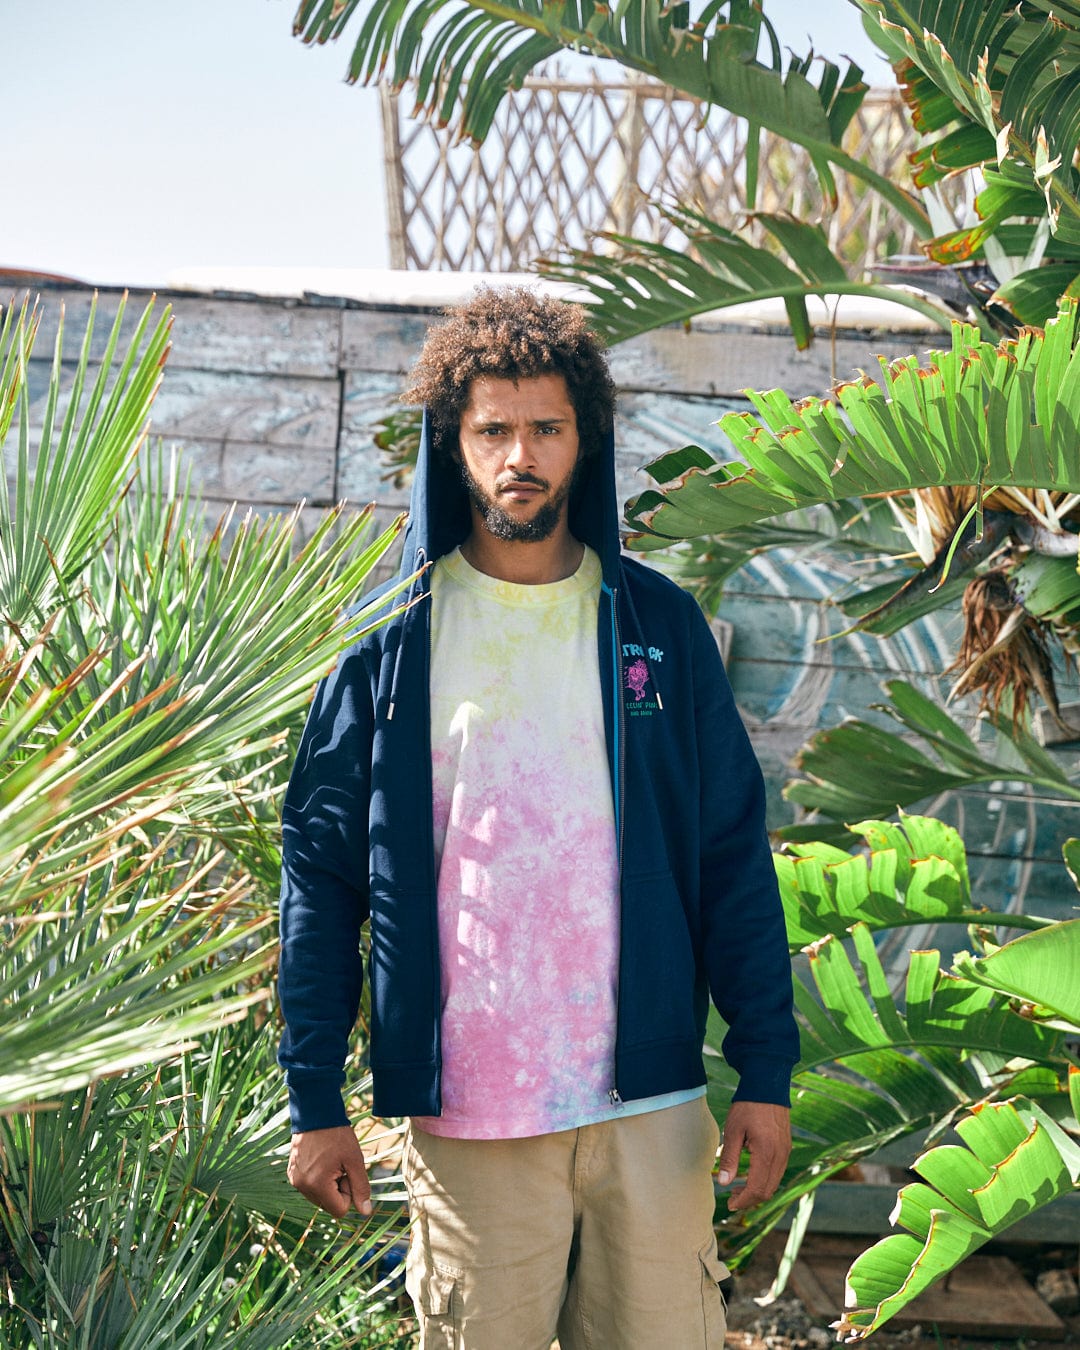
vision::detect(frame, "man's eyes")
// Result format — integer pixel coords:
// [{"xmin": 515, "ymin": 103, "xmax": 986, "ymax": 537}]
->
[{"xmin": 477, "ymin": 424, "xmax": 561, "ymax": 435}]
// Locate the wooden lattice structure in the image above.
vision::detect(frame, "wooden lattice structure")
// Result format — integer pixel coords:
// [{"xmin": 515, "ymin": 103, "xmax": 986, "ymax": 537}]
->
[{"xmin": 381, "ymin": 71, "xmax": 970, "ymax": 276}]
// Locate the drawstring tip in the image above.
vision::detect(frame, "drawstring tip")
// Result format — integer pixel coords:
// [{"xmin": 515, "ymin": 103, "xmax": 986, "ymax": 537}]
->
[
  {"xmin": 387, "ymin": 701, "xmax": 395, "ymax": 721},
  {"xmin": 656, "ymin": 691, "xmax": 663, "ymax": 710}
]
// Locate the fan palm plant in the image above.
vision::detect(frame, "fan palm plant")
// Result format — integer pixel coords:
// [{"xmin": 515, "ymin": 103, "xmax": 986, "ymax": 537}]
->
[{"xmin": 0, "ymin": 292, "xmax": 411, "ymax": 1342}]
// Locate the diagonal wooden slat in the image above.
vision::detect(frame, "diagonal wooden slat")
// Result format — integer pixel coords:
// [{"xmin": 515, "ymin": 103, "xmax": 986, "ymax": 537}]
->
[{"xmin": 382, "ymin": 72, "xmax": 951, "ymax": 274}]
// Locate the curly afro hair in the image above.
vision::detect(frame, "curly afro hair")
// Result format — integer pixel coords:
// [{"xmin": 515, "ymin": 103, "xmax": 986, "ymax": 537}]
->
[{"xmin": 403, "ymin": 286, "xmax": 616, "ymax": 465}]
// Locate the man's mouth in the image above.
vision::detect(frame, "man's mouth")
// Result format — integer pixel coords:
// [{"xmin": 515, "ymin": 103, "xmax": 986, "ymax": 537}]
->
[{"xmin": 498, "ymin": 476, "xmax": 547, "ymax": 497}]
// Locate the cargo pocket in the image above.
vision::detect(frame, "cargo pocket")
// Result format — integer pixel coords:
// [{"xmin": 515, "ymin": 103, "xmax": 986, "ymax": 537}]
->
[
  {"xmin": 699, "ymin": 1240, "xmax": 730, "ymax": 1345},
  {"xmin": 405, "ymin": 1228, "xmax": 461, "ymax": 1349}
]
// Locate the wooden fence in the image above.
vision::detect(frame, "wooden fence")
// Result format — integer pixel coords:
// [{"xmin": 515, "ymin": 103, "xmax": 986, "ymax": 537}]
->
[{"xmin": 381, "ymin": 71, "xmax": 970, "ymax": 275}]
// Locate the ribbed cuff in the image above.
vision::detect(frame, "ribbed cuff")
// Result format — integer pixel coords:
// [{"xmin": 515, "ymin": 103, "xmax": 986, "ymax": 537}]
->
[
  {"xmin": 731, "ymin": 1055, "xmax": 794, "ymax": 1108},
  {"xmin": 287, "ymin": 1073, "xmax": 350, "ymax": 1133}
]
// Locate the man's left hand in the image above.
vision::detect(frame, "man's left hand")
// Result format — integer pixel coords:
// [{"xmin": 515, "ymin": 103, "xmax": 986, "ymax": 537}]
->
[{"xmin": 716, "ymin": 1100, "xmax": 791, "ymax": 1212}]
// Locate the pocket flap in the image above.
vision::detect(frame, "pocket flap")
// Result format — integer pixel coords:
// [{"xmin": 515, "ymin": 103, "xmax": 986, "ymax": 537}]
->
[
  {"xmin": 420, "ymin": 1261, "xmax": 458, "ymax": 1316},
  {"xmin": 699, "ymin": 1238, "xmax": 730, "ymax": 1285}
]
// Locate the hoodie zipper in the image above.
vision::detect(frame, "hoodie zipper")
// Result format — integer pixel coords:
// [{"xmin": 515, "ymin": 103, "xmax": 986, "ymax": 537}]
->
[{"xmin": 606, "ymin": 581, "xmax": 626, "ymax": 1106}]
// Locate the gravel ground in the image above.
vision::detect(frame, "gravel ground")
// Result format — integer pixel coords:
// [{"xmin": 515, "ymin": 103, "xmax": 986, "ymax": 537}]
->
[{"xmin": 722, "ymin": 1242, "xmax": 1080, "ymax": 1350}]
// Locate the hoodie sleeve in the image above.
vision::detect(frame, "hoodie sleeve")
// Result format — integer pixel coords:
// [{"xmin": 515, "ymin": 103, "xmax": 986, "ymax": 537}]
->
[
  {"xmin": 278, "ymin": 647, "xmax": 372, "ymax": 1133},
  {"xmin": 690, "ymin": 603, "xmax": 800, "ymax": 1106}
]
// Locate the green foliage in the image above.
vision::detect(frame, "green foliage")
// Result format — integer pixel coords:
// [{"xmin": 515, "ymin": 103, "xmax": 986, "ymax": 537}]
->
[
  {"xmin": 0, "ymin": 294, "xmax": 409, "ymax": 1341},
  {"xmin": 781, "ymin": 679, "xmax": 1080, "ymax": 833},
  {"xmin": 712, "ymin": 816, "xmax": 1079, "ymax": 1334},
  {"xmin": 0, "ymin": 1027, "xmax": 407, "ymax": 1347},
  {"xmin": 625, "ymin": 299, "xmax": 1080, "ymax": 541},
  {"xmin": 292, "ymin": 0, "xmax": 921, "ymax": 222},
  {"xmin": 288, "ymin": 4, "xmax": 1080, "ymax": 1335},
  {"xmin": 538, "ymin": 205, "xmax": 948, "ymax": 349}
]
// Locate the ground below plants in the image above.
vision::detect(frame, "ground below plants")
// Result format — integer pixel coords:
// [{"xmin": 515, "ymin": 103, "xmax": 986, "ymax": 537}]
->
[{"xmin": 724, "ymin": 1234, "xmax": 1080, "ymax": 1350}]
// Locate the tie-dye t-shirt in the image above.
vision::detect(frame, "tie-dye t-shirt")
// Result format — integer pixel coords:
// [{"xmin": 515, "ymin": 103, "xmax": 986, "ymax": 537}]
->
[{"xmin": 414, "ymin": 546, "xmax": 702, "ymax": 1139}]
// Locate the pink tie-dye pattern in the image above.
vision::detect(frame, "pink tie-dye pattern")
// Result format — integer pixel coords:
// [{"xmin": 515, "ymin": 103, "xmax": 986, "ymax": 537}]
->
[{"xmin": 415, "ymin": 549, "xmax": 621, "ymax": 1139}]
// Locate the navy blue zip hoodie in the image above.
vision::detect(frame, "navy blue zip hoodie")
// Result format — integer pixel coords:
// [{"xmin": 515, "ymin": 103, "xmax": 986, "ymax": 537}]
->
[{"xmin": 278, "ymin": 412, "xmax": 799, "ymax": 1133}]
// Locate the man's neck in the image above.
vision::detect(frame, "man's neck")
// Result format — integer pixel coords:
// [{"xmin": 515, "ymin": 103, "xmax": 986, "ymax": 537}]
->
[{"xmin": 459, "ymin": 525, "xmax": 585, "ymax": 585}]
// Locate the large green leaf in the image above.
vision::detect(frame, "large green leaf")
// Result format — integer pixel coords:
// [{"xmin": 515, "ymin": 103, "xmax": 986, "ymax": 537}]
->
[
  {"xmin": 626, "ymin": 298, "xmax": 1080, "ymax": 542},
  {"xmin": 538, "ymin": 206, "xmax": 949, "ymax": 351},
  {"xmin": 709, "ymin": 917, "xmax": 1069, "ymax": 1266},
  {"xmin": 783, "ymin": 679, "xmax": 1080, "ymax": 830},
  {"xmin": 776, "ymin": 813, "xmax": 1057, "ymax": 949},
  {"xmin": 838, "ymin": 1095, "xmax": 1080, "ymax": 1339},
  {"xmin": 294, "ymin": 0, "xmax": 926, "ymax": 226},
  {"xmin": 953, "ymin": 920, "xmax": 1080, "ymax": 1028}
]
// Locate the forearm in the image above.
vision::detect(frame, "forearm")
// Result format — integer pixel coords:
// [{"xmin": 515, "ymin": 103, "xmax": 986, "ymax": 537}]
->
[
  {"xmin": 278, "ymin": 856, "xmax": 366, "ymax": 1131},
  {"xmin": 692, "ymin": 610, "xmax": 799, "ymax": 1103}
]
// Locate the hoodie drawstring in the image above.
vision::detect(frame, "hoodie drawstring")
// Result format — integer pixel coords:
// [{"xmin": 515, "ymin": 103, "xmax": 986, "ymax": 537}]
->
[{"xmin": 387, "ymin": 547, "xmax": 428, "ymax": 721}]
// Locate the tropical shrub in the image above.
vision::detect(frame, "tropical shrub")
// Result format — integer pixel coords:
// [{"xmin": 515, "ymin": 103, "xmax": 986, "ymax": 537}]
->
[
  {"xmin": 0, "ymin": 293, "xmax": 409, "ymax": 1345},
  {"xmin": 704, "ymin": 813, "xmax": 1079, "ymax": 1335}
]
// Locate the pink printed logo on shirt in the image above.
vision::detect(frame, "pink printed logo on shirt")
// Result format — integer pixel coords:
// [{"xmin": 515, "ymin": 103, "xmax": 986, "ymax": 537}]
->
[{"xmin": 625, "ymin": 658, "xmax": 650, "ymax": 701}]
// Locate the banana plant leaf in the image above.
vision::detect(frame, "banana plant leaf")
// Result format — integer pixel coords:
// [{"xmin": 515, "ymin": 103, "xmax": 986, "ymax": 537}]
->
[
  {"xmin": 1065, "ymin": 838, "xmax": 1080, "ymax": 887},
  {"xmin": 626, "ymin": 298, "xmax": 1080, "ymax": 544},
  {"xmin": 837, "ymin": 1092, "xmax": 1080, "ymax": 1339},
  {"xmin": 712, "ymin": 813, "xmax": 1077, "ymax": 1276},
  {"xmin": 952, "ymin": 919, "xmax": 1080, "ymax": 1028},
  {"xmin": 537, "ymin": 206, "xmax": 949, "ymax": 351},
  {"xmin": 709, "ymin": 918, "xmax": 1069, "ymax": 1267},
  {"xmin": 775, "ymin": 813, "xmax": 1056, "ymax": 949},
  {"xmin": 782, "ymin": 679, "xmax": 1080, "ymax": 832},
  {"xmin": 293, "ymin": 1, "xmax": 925, "ymax": 226}
]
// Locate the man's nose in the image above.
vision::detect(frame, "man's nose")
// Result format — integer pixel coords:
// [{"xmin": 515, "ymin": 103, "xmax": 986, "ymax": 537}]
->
[{"xmin": 503, "ymin": 433, "xmax": 533, "ymax": 470}]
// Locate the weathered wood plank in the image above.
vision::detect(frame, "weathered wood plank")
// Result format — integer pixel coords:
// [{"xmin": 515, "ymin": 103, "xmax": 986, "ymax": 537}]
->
[
  {"xmin": 18, "ymin": 285, "xmax": 343, "ymax": 378},
  {"xmin": 207, "ymin": 440, "xmax": 336, "ymax": 506},
  {"xmin": 149, "ymin": 368, "xmax": 340, "ymax": 451},
  {"xmin": 790, "ymin": 1246, "xmax": 1067, "ymax": 1338},
  {"xmin": 340, "ymin": 308, "xmax": 436, "ymax": 375},
  {"xmin": 337, "ymin": 372, "xmax": 412, "ymax": 510},
  {"xmin": 608, "ymin": 324, "xmax": 943, "ymax": 399}
]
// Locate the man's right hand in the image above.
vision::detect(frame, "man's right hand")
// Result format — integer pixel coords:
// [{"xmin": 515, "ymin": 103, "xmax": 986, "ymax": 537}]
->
[{"xmin": 287, "ymin": 1125, "xmax": 373, "ymax": 1219}]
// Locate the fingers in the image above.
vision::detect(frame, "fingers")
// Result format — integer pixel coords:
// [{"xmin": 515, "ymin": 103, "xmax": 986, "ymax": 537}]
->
[
  {"xmin": 287, "ymin": 1125, "xmax": 373, "ymax": 1219},
  {"xmin": 716, "ymin": 1120, "xmax": 747, "ymax": 1189},
  {"xmin": 342, "ymin": 1151, "xmax": 373, "ymax": 1216},
  {"xmin": 717, "ymin": 1101, "xmax": 792, "ymax": 1213}
]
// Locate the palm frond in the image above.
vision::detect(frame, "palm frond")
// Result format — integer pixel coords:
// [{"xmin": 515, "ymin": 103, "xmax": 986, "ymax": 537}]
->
[
  {"xmin": 625, "ymin": 298, "xmax": 1080, "ymax": 542},
  {"xmin": 538, "ymin": 206, "xmax": 949, "ymax": 350},
  {"xmin": 782, "ymin": 679, "xmax": 1080, "ymax": 831},
  {"xmin": 293, "ymin": 0, "xmax": 926, "ymax": 224},
  {"xmin": 0, "ymin": 294, "xmax": 171, "ymax": 627},
  {"xmin": 858, "ymin": 0, "xmax": 1080, "ymax": 254}
]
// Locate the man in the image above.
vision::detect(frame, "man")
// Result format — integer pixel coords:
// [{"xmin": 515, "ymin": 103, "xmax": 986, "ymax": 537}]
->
[{"xmin": 279, "ymin": 287, "xmax": 799, "ymax": 1348}]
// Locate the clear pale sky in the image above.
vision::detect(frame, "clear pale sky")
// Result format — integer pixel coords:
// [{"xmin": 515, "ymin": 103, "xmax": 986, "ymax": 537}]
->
[{"xmin": 3, "ymin": 0, "xmax": 894, "ymax": 287}]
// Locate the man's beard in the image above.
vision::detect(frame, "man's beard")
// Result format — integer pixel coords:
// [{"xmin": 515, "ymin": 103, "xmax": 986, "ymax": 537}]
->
[{"xmin": 459, "ymin": 458, "xmax": 581, "ymax": 543}]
